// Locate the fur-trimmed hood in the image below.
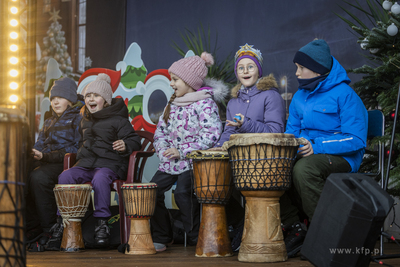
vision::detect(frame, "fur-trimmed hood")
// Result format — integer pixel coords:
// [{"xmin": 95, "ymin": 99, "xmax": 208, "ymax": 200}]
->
[
  {"xmin": 203, "ymin": 78, "xmax": 230, "ymax": 103},
  {"xmin": 231, "ymin": 74, "xmax": 279, "ymax": 98}
]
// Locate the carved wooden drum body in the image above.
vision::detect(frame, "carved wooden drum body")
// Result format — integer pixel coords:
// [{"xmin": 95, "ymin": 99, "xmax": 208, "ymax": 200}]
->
[
  {"xmin": 187, "ymin": 150, "xmax": 233, "ymax": 257},
  {"xmin": 225, "ymin": 133, "xmax": 304, "ymax": 263},
  {"xmin": 54, "ymin": 184, "xmax": 92, "ymax": 252},
  {"xmin": 121, "ymin": 183, "xmax": 157, "ymax": 255},
  {"xmin": 0, "ymin": 107, "xmax": 29, "ymax": 265}
]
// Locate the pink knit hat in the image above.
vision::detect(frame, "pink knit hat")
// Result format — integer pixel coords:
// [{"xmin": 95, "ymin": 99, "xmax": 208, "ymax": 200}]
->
[
  {"xmin": 84, "ymin": 73, "xmax": 113, "ymax": 105},
  {"xmin": 168, "ymin": 52, "xmax": 214, "ymax": 90}
]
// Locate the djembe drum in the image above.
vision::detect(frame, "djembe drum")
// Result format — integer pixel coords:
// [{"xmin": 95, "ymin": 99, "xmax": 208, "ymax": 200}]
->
[
  {"xmin": 54, "ymin": 184, "xmax": 92, "ymax": 252},
  {"xmin": 224, "ymin": 133, "xmax": 305, "ymax": 263},
  {"xmin": 0, "ymin": 107, "xmax": 29, "ymax": 266},
  {"xmin": 121, "ymin": 183, "xmax": 157, "ymax": 255},
  {"xmin": 187, "ymin": 150, "xmax": 233, "ymax": 257}
]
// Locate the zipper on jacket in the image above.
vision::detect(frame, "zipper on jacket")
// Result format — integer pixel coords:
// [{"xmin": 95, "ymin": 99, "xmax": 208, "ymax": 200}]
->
[
  {"xmin": 326, "ymin": 155, "xmax": 332, "ymax": 165},
  {"xmin": 88, "ymin": 119, "xmax": 99, "ymax": 169}
]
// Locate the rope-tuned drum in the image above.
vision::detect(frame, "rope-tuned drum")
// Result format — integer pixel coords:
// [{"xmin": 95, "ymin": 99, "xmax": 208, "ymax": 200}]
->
[
  {"xmin": 224, "ymin": 133, "xmax": 305, "ymax": 263},
  {"xmin": 121, "ymin": 183, "xmax": 157, "ymax": 255},
  {"xmin": 0, "ymin": 107, "xmax": 29, "ymax": 265},
  {"xmin": 54, "ymin": 184, "xmax": 92, "ymax": 252},
  {"xmin": 187, "ymin": 150, "xmax": 233, "ymax": 257}
]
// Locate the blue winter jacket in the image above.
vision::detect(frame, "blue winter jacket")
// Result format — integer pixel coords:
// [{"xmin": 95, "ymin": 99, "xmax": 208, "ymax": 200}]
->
[
  {"xmin": 285, "ymin": 56, "xmax": 368, "ymax": 172},
  {"xmin": 34, "ymin": 103, "xmax": 83, "ymax": 163}
]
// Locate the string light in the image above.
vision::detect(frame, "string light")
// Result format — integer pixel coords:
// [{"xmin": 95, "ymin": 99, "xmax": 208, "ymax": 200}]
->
[
  {"xmin": 9, "ymin": 70, "xmax": 18, "ymax": 77},
  {"xmin": 9, "ymin": 95, "xmax": 18, "ymax": 103},
  {"xmin": 10, "ymin": 45, "xmax": 18, "ymax": 52},
  {"xmin": 10, "ymin": 7, "xmax": 18, "ymax": 14},
  {"xmin": 10, "ymin": 19, "xmax": 18, "ymax": 26},
  {"xmin": 10, "ymin": 57, "xmax": 18, "ymax": 64},
  {"xmin": 8, "ymin": 2, "xmax": 20, "ymax": 105},
  {"xmin": 9, "ymin": 82, "xmax": 18, "ymax": 90},
  {"xmin": 10, "ymin": 32, "xmax": 18, "ymax": 39}
]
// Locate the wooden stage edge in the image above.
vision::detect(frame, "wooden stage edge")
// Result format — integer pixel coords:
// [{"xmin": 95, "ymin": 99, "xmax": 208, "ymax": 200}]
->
[{"xmin": 26, "ymin": 242, "xmax": 400, "ymax": 267}]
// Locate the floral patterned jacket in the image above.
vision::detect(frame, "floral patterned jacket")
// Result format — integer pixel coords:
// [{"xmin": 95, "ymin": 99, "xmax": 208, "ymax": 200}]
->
[{"xmin": 154, "ymin": 87, "xmax": 224, "ymax": 175}]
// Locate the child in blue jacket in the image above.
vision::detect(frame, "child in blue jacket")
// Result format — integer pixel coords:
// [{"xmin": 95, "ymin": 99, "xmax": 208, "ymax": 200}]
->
[{"xmin": 281, "ymin": 39, "xmax": 368, "ymax": 258}]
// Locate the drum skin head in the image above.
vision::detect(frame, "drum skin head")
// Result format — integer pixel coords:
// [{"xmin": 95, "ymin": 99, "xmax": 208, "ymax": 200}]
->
[
  {"xmin": 121, "ymin": 183, "xmax": 157, "ymax": 189},
  {"xmin": 223, "ymin": 134, "xmax": 307, "ymax": 150},
  {"xmin": 186, "ymin": 150, "xmax": 229, "ymax": 159}
]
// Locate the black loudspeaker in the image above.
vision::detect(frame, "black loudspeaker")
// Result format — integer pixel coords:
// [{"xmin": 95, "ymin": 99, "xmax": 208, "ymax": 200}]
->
[{"xmin": 301, "ymin": 173, "xmax": 394, "ymax": 267}]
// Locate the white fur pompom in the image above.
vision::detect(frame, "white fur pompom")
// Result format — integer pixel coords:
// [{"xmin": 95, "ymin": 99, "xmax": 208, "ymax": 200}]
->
[
  {"xmin": 201, "ymin": 52, "xmax": 214, "ymax": 67},
  {"xmin": 96, "ymin": 73, "xmax": 111, "ymax": 84},
  {"xmin": 203, "ymin": 78, "xmax": 229, "ymax": 103}
]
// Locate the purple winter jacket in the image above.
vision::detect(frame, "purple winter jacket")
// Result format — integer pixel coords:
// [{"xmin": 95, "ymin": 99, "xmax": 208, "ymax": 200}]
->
[{"xmin": 215, "ymin": 74, "xmax": 286, "ymax": 147}]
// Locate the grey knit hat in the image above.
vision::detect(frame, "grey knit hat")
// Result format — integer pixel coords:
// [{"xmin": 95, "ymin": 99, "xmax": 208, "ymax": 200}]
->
[
  {"xmin": 84, "ymin": 73, "xmax": 113, "ymax": 105},
  {"xmin": 49, "ymin": 77, "xmax": 78, "ymax": 103}
]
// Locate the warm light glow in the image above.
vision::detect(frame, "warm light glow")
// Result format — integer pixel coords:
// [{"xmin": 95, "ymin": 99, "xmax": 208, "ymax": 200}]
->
[
  {"xmin": 10, "ymin": 45, "xmax": 18, "ymax": 52},
  {"xmin": 10, "ymin": 19, "xmax": 18, "ymax": 26},
  {"xmin": 10, "ymin": 70, "xmax": 18, "ymax": 77},
  {"xmin": 10, "ymin": 57, "xmax": 18, "ymax": 64},
  {"xmin": 9, "ymin": 95, "xmax": 18, "ymax": 103},
  {"xmin": 10, "ymin": 7, "xmax": 18, "ymax": 14},
  {"xmin": 10, "ymin": 82, "xmax": 18, "ymax": 90},
  {"xmin": 10, "ymin": 32, "xmax": 18, "ymax": 39}
]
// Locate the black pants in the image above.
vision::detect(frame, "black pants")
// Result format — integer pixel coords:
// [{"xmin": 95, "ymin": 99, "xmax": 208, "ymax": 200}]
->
[
  {"xmin": 225, "ymin": 187, "xmax": 245, "ymax": 228},
  {"xmin": 25, "ymin": 161, "xmax": 64, "ymax": 232},
  {"xmin": 150, "ymin": 170, "xmax": 200, "ymax": 244}
]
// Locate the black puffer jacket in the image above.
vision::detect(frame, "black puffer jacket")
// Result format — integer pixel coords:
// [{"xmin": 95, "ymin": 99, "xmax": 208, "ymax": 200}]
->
[{"xmin": 75, "ymin": 98, "xmax": 141, "ymax": 179}]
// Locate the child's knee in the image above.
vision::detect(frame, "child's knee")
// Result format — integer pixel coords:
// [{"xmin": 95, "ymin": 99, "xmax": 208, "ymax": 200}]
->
[
  {"xmin": 173, "ymin": 189, "xmax": 191, "ymax": 203},
  {"xmin": 91, "ymin": 175, "xmax": 111, "ymax": 187},
  {"xmin": 58, "ymin": 170, "xmax": 73, "ymax": 184}
]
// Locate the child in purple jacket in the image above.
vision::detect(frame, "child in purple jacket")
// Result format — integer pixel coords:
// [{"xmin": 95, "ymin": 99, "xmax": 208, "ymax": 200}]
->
[
  {"xmin": 212, "ymin": 43, "xmax": 286, "ymax": 148},
  {"xmin": 151, "ymin": 52, "xmax": 229, "ymax": 252},
  {"xmin": 210, "ymin": 44, "xmax": 286, "ymax": 252}
]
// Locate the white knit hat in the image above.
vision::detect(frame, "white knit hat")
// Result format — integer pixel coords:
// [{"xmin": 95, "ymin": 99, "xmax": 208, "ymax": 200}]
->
[{"xmin": 84, "ymin": 73, "xmax": 113, "ymax": 105}]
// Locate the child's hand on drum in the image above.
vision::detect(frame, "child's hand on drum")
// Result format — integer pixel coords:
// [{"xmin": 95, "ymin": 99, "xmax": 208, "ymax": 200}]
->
[
  {"xmin": 32, "ymin": 148, "xmax": 43, "ymax": 160},
  {"xmin": 226, "ymin": 113, "xmax": 244, "ymax": 128},
  {"xmin": 298, "ymin": 140, "xmax": 314, "ymax": 157},
  {"xmin": 113, "ymin": 140, "xmax": 126, "ymax": 152},
  {"xmin": 163, "ymin": 148, "xmax": 180, "ymax": 159}
]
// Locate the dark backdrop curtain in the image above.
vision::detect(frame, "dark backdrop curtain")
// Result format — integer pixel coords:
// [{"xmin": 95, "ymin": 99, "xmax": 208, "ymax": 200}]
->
[{"xmin": 86, "ymin": 0, "xmax": 126, "ymax": 70}]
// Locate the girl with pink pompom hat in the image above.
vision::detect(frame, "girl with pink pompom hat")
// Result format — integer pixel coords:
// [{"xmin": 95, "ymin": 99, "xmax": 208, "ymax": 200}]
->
[{"xmin": 150, "ymin": 52, "xmax": 229, "ymax": 252}]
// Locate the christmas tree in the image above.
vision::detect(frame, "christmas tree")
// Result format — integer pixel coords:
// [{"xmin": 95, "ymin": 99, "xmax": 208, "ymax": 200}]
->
[
  {"xmin": 36, "ymin": 8, "xmax": 73, "ymax": 94},
  {"xmin": 338, "ymin": 0, "xmax": 400, "ymax": 195}
]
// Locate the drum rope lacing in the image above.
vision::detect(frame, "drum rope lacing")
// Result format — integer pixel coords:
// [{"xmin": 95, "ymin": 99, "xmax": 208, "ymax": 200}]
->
[
  {"xmin": 121, "ymin": 184, "xmax": 157, "ymax": 218},
  {"xmin": 187, "ymin": 151, "xmax": 233, "ymax": 205},
  {"xmin": 227, "ymin": 144, "xmax": 298, "ymax": 191},
  {"xmin": 54, "ymin": 186, "xmax": 92, "ymax": 228}
]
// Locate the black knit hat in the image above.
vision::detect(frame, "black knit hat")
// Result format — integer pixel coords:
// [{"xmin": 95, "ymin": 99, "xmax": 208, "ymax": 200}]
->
[{"xmin": 49, "ymin": 77, "xmax": 78, "ymax": 103}]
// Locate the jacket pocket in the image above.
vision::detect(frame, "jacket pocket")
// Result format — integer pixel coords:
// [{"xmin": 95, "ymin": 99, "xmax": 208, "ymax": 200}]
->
[
  {"xmin": 312, "ymin": 104, "xmax": 340, "ymax": 132},
  {"xmin": 313, "ymin": 104, "xmax": 338, "ymax": 114}
]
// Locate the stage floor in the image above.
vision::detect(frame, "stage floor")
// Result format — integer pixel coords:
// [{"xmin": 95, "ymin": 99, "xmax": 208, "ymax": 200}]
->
[{"xmin": 26, "ymin": 242, "xmax": 400, "ymax": 267}]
